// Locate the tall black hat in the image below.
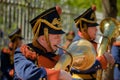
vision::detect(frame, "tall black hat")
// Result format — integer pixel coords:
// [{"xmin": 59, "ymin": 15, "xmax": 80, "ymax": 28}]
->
[
  {"xmin": 74, "ymin": 5, "xmax": 99, "ymax": 30},
  {"xmin": 30, "ymin": 6, "xmax": 65, "ymax": 37},
  {"xmin": 8, "ymin": 28, "xmax": 23, "ymax": 42}
]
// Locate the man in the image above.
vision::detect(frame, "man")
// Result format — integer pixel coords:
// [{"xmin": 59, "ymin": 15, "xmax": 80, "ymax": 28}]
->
[
  {"xmin": 14, "ymin": 6, "xmax": 72, "ymax": 80},
  {"xmin": 112, "ymin": 36, "xmax": 120, "ymax": 80},
  {"xmin": 70, "ymin": 5, "xmax": 115, "ymax": 80},
  {"xmin": 1, "ymin": 28, "xmax": 23, "ymax": 80},
  {"xmin": 58, "ymin": 31, "xmax": 75, "ymax": 56},
  {"xmin": 63, "ymin": 31, "xmax": 75, "ymax": 49}
]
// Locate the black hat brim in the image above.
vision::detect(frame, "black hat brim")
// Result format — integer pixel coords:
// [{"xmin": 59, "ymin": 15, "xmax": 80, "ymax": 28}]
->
[
  {"xmin": 48, "ymin": 29, "xmax": 65, "ymax": 34},
  {"xmin": 87, "ymin": 23, "xmax": 99, "ymax": 27},
  {"xmin": 19, "ymin": 37, "xmax": 24, "ymax": 40}
]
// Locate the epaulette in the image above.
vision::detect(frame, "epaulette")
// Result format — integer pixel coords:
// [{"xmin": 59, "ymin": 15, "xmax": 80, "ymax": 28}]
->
[
  {"xmin": 1, "ymin": 48, "xmax": 11, "ymax": 54},
  {"xmin": 20, "ymin": 44, "xmax": 37, "ymax": 60}
]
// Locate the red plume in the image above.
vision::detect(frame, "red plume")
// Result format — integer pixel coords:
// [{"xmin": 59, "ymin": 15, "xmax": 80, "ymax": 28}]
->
[{"xmin": 56, "ymin": 6, "xmax": 62, "ymax": 15}]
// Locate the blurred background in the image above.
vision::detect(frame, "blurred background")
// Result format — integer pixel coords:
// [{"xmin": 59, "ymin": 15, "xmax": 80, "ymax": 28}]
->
[{"xmin": 0, "ymin": 0, "xmax": 120, "ymax": 48}]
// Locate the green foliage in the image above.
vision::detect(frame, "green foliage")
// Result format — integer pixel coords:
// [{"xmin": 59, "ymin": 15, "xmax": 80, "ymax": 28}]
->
[
  {"xmin": 117, "ymin": 0, "xmax": 120, "ymax": 16},
  {"xmin": 59, "ymin": 0, "xmax": 120, "ymax": 16},
  {"xmin": 62, "ymin": 0, "xmax": 102, "ymax": 11},
  {"xmin": 0, "ymin": 17, "xmax": 3, "ymax": 24}
]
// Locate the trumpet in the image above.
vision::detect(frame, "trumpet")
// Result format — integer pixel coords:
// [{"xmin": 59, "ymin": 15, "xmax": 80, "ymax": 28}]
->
[{"xmin": 96, "ymin": 17, "xmax": 119, "ymax": 80}]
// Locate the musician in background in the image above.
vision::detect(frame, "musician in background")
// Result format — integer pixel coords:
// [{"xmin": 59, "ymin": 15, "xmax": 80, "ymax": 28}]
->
[
  {"xmin": 70, "ymin": 5, "xmax": 115, "ymax": 80},
  {"xmin": 1, "ymin": 28, "xmax": 23, "ymax": 80},
  {"xmin": 57, "ymin": 31, "xmax": 75, "ymax": 56},
  {"xmin": 112, "ymin": 36, "xmax": 120, "ymax": 80},
  {"xmin": 63, "ymin": 31, "xmax": 75, "ymax": 49}
]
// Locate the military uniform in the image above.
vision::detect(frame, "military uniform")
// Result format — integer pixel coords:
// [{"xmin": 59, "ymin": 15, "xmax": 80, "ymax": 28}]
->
[
  {"xmin": 1, "ymin": 28, "xmax": 23, "ymax": 80},
  {"xmin": 1, "ymin": 44, "xmax": 14, "ymax": 80},
  {"xmin": 111, "ymin": 38, "xmax": 120, "ymax": 80},
  {"xmin": 70, "ymin": 5, "xmax": 108, "ymax": 80},
  {"xmin": 14, "ymin": 6, "xmax": 65, "ymax": 80}
]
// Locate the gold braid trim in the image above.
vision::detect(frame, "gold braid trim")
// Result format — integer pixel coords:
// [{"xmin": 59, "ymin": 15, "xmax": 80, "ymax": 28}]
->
[
  {"xmin": 10, "ymin": 50, "xmax": 14, "ymax": 65},
  {"xmin": 32, "ymin": 19, "xmax": 41, "ymax": 42},
  {"xmin": 32, "ymin": 18, "xmax": 62, "ymax": 42},
  {"xmin": 39, "ymin": 19, "xmax": 62, "ymax": 30},
  {"xmin": 32, "ymin": 18, "xmax": 62, "ymax": 52},
  {"xmin": 44, "ymin": 28, "xmax": 53, "ymax": 52},
  {"xmin": 76, "ymin": 17, "xmax": 97, "ymax": 34},
  {"xmin": 10, "ymin": 40, "xmax": 18, "ymax": 65},
  {"xmin": 32, "ymin": 19, "xmax": 62, "ymax": 35},
  {"xmin": 76, "ymin": 18, "xmax": 97, "ymax": 26},
  {"xmin": 77, "ymin": 18, "xmax": 92, "ymax": 40}
]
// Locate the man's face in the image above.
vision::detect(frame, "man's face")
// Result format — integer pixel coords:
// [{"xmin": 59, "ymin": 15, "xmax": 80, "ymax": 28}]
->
[
  {"xmin": 49, "ymin": 34, "xmax": 62, "ymax": 51},
  {"xmin": 16, "ymin": 38, "xmax": 23, "ymax": 47},
  {"xmin": 38, "ymin": 33, "xmax": 62, "ymax": 52},
  {"xmin": 87, "ymin": 27, "xmax": 97, "ymax": 40}
]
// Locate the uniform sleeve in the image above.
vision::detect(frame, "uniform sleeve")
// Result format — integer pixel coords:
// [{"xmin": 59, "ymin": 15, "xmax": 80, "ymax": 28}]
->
[
  {"xmin": 1, "ymin": 50, "xmax": 12, "ymax": 76},
  {"xmin": 14, "ymin": 48, "xmax": 47, "ymax": 80},
  {"xmin": 111, "ymin": 46, "xmax": 120, "ymax": 64},
  {"xmin": 96, "ymin": 55, "xmax": 107, "ymax": 69},
  {"xmin": 14, "ymin": 48, "xmax": 60, "ymax": 80}
]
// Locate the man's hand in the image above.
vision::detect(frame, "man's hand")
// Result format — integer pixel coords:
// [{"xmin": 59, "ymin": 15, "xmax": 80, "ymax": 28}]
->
[
  {"xmin": 104, "ymin": 52, "xmax": 115, "ymax": 66},
  {"xmin": 9, "ymin": 69, "xmax": 14, "ymax": 77},
  {"xmin": 59, "ymin": 70, "xmax": 72, "ymax": 80}
]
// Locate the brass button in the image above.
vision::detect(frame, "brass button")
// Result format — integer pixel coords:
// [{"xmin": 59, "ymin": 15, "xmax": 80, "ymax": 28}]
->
[{"xmin": 115, "ymin": 64, "xmax": 119, "ymax": 67}]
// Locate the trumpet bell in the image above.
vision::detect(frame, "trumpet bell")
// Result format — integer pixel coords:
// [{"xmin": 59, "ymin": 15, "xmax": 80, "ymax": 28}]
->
[
  {"xmin": 67, "ymin": 39, "xmax": 96, "ymax": 71},
  {"xmin": 100, "ymin": 18, "xmax": 118, "ymax": 37}
]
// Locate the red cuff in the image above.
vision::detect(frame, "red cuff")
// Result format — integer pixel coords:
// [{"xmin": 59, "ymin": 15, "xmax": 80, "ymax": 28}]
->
[
  {"xmin": 2, "ymin": 48, "xmax": 11, "ymax": 54},
  {"xmin": 45, "ymin": 68, "xmax": 60, "ymax": 80},
  {"xmin": 96, "ymin": 55, "xmax": 107, "ymax": 69},
  {"xmin": 113, "ymin": 41, "xmax": 120, "ymax": 46},
  {"xmin": 9, "ymin": 69, "xmax": 14, "ymax": 77}
]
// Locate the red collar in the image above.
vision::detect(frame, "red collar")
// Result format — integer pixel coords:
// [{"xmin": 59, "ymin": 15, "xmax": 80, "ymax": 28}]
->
[{"xmin": 78, "ymin": 31, "xmax": 83, "ymax": 38}]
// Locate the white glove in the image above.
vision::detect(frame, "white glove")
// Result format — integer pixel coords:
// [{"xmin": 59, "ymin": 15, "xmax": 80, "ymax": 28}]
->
[
  {"xmin": 104, "ymin": 52, "xmax": 115, "ymax": 66},
  {"xmin": 58, "ymin": 70, "xmax": 72, "ymax": 80}
]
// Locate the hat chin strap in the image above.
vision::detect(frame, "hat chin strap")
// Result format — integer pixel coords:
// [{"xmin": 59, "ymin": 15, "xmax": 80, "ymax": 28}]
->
[
  {"xmin": 44, "ymin": 28, "xmax": 54, "ymax": 52},
  {"xmin": 80, "ymin": 23, "xmax": 91, "ymax": 41}
]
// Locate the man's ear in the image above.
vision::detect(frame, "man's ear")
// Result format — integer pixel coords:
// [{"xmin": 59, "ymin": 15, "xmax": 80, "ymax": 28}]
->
[
  {"xmin": 81, "ymin": 27, "xmax": 87, "ymax": 34},
  {"xmin": 38, "ymin": 35, "xmax": 45, "ymax": 43}
]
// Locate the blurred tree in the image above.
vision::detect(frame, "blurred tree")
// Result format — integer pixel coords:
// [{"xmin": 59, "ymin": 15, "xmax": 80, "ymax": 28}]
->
[{"xmin": 102, "ymin": 0, "xmax": 117, "ymax": 18}]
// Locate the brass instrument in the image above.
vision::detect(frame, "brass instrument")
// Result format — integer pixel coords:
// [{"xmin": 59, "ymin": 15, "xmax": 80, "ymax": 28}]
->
[
  {"xmin": 96, "ymin": 17, "xmax": 119, "ymax": 80},
  {"xmin": 54, "ymin": 39, "xmax": 96, "ymax": 71},
  {"xmin": 114, "ymin": 23, "xmax": 120, "ymax": 38}
]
